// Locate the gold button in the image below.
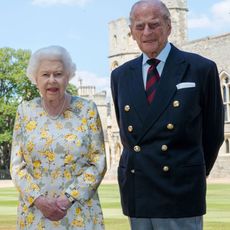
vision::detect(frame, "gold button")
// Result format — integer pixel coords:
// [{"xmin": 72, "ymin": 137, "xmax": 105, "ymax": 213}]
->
[
  {"xmin": 128, "ymin": 125, "xmax": 133, "ymax": 132},
  {"xmin": 134, "ymin": 145, "xmax": 141, "ymax": 152},
  {"xmin": 130, "ymin": 169, "xmax": 135, "ymax": 174},
  {"xmin": 163, "ymin": 166, "xmax": 169, "ymax": 172},
  {"xmin": 161, "ymin": 145, "xmax": 168, "ymax": 151},
  {"xmin": 124, "ymin": 105, "xmax": 130, "ymax": 112},
  {"xmin": 173, "ymin": 100, "xmax": 180, "ymax": 107},
  {"xmin": 167, "ymin": 123, "xmax": 174, "ymax": 130}
]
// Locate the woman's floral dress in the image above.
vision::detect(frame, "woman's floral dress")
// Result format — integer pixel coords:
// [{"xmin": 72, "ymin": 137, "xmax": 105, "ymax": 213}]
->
[{"xmin": 10, "ymin": 96, "xmax": 107, "ymax": 230}]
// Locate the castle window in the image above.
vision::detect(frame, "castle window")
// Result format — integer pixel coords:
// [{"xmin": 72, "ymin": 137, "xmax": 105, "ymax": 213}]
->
[
  {"xmin": 220, "ymin": 71, "xmax": 230, "ymax": 123},
  {"xmin": 113, "ymin": 34, "xmax": 117, "ymax": 46},
  {"xmin": 226, "ymin": 139, "xmax": 230, "ymax": 154},
  {"xmin": 111, "ymin": 61, "xmax": 119, "ymax": 70}
]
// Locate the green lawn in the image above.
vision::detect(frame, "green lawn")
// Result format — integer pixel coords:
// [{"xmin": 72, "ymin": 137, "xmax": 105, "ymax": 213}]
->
[{"xmin": 0, "ymin": 183, "xmax": 230, "ymax": 230}]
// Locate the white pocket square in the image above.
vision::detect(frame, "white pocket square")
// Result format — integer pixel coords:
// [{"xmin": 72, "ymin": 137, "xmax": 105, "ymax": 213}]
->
[{"xmin": 176, "ymin": 82, "xmax": 196, "ymax": 90}]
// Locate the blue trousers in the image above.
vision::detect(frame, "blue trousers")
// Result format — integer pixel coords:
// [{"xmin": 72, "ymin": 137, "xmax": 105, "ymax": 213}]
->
[{"xmin": 129, "ymin": 216, "xmax": 203, "ymax": 230}]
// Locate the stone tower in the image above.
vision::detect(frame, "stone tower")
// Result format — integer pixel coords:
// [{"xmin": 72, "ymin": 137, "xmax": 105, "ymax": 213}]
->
[
  {"xmin": 108, "ymin": 17, "xmax": 140, "ymax": 72},
  {"xmin": 162, "ymin": 0, "xmax": 188, "ymax": 46}
]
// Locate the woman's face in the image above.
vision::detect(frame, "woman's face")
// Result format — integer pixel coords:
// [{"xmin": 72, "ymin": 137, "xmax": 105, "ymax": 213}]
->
[{"xmin": 35, "ymin": 59, "xmax": 69, "ymax": 101}]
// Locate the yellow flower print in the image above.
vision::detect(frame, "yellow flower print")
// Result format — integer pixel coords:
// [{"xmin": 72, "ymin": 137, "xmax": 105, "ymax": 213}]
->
[
  {"xmin": 77, "ymin": 125, "xmax": 86, "ymax": 132},
  {"xmin": 19, "ymin": 220, "xmax": 25, "ymax": 228},
  {"xmin": 44, "ymin": 151, "xmax": 55, "ymax": 162},
  {"xmin": 64, "ymin": 154, "xmax": 74, "ymax": 164},
  {"xmin": 34, "ymin": 172, "xmax": 41, "ymax": 179},
  {"xmin": 37, "ymin": 221, "xmax": 45, "ymax": 230},
  {"xmin": 89, "ymin": 152, "xmax": 99, "ymax": 163},
  {"xmin": 71, "ymin": 163, "xmax": 77, "ymax": 171},
  {"xmin": 63, "ymin": 110, "xmax": 72, "ymax": 119},
  {"xmin": 22, "ymin": 115, "xmax": 28, "ymax": 123},
  {"xmin": 55, "ymin": 122, "xmax": 63, "ymax": 129},
  {"xmin": 26, "ymin": 212, "xmax": 35, "ymax": 225},
  {"xmin": 31, "ymin": 183, "xmax": 39, "ymax": 191},
  {"xmin": 72, "ymin": 217, "xmax": 84, "ymax": 227},
  {"xmin": 64, "ymin": 170, "xmax": 71, "ymax": 180},
  {"xmin": 65, "ymin": 134, "xmax": 76, "ymax": 141},
  {"xmin": 83, "ymin": 173, "xmax": 96, "ymax": 183},
  {"xmin": 52, "ymin": 221, "xmax": 61, "ymax": 227},
  {"xmin": 17, "ymin": 148, "xmax": 23, "ymax": 157},
  {"xmin": 76, "ymin": 101, "xmax": 83, "ymax": 109},
  {"xmin": 86, "ymin": 199, "xmax": 92, "ymax": 207},
  {"xmin": 45, "ymin": 137, "xmax": 53, "ymax": 147},
  {"xmin": 88, "ymin": 110, "xmax": 95, "ymax": 118},
  {"xmin": 76, "ymin": 140, "xmax": 81, "ymax": 147},
  {"xmin": 76, "ymin": 207, "xmax": 82, "ymax": 215},
  {"xmin": 51, "ymin": 170, "xmax": 61, "ymax": 179},
  {"xmin": 28, "ymin": 196, "xmax": 34, "ymax": 205},
  {"xmin": 39, "ymin": 111, "xmax": 46, "ymax": 117},
  {"xmin": 25, "ymin": 174, "xmax": 32, "ymax": 183},
  {"xmin": 90, "ymin": 123, "xmax": 97, "ymax": 132},
  {"xmin": 70, "ymin": 190, "xmax": 79, "ymax": 198},
  {"xmin": 94, "ymin": 217, "xmax": 98, "ymax": 224},
  {"xmin": 18, "ymin": 170, "xmax": 26, "ymax": 178},
  {"xmin": 40, "ymin": 130, "xmax": 48, "ymax": 139},
  {"xmin": 24, "ymin": 154, "xmax": 30, "ymax": 163},
  {"xmin": 26, "ymin": 121, "xmax": 37, "ymax": 131},
  {"xmin": 33, "ymin": 160, "xmax": 41, "ymax": 168},
  {"xmin": 82, "ymin": 117, "xmax": 87, "ymax": 125},
  {"xmin": 27, "ymin": 141, "xmax": 34, "ymax": 152},
  {"xmin": 23, "ymin": 204, "xmax": 28, "ymax": 213}
]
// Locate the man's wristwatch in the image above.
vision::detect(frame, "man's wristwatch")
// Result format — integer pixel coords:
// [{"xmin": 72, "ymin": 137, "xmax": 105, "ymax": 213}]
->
[{"xmin": 64, "ymin": 192, "xmax": 75, "ymax": 204}]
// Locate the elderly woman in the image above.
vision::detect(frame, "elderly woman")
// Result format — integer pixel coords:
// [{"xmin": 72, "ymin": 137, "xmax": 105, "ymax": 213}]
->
[{"xmin": 10, "ymin": 45, "xmax": 107, "ymax": 230}]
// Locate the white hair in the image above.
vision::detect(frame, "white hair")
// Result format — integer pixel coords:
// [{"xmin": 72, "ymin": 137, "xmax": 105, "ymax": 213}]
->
[{"xmin": 26, "ymin": 45, "xmax": 76, "ymax": 84}]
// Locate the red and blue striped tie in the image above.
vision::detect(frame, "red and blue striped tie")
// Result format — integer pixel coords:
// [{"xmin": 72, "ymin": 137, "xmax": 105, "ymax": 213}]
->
[{"xmin": 146, "ymin": 58, "xmax": 160, "ymax": 104}]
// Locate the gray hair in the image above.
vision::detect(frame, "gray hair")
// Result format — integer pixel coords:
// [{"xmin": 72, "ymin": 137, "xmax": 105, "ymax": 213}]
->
[
  {"xmin": 26, "ymin": 45, "xmax": 76, "ymax": 84},
  {"xmin": 129, "ymin": 0, "xmax": 171, "ymax": 25}
]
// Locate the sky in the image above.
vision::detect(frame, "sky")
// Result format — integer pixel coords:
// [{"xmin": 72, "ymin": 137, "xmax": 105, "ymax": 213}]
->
[{"xmin": 0, "ymin": 0, "xmax": 230, "ymax": 97}]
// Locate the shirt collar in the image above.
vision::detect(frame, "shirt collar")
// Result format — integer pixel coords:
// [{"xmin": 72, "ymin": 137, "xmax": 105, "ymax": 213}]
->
[{"xmin": 142, "ymin": 42, "xmax": 171, "ymax": 65}]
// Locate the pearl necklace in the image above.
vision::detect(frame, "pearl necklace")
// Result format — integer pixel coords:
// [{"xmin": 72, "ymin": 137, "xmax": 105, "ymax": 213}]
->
[{"xmin": 42, "ymin": 95, "xmax": 67, "ymax": 120}]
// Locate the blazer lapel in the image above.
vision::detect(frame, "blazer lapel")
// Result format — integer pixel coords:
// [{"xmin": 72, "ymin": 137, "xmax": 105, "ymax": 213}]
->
[
  {"xmin": 127, "ymin": 56, "xmax": 149, "ymax": 123},
  {"xmin": 137, "ymin": 45, "xmax": 189, "ymax": 141}
]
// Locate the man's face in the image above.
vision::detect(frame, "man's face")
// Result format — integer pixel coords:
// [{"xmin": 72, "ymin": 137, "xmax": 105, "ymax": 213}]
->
[{"xmin": 130, "ymin": 3, "xmax": 171, "ymax": 58}]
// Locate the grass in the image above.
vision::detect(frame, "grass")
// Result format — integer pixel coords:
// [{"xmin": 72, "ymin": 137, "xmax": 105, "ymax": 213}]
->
[{"xmin": 0, "ymin": 183, "xmax": 230, "ymax": 230}]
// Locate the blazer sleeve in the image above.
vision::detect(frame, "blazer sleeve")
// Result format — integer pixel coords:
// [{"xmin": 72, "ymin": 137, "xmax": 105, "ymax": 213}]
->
[
  {"xmin": 110, "ymin": 69, "xmax": 120, "ymax": 127},
  {"xmin": 202, "ymin": 62, "xmax": 224, "ymax": 176}
]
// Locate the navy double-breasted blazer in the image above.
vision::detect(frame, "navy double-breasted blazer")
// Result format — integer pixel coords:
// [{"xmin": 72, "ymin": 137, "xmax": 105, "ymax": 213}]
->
[{"xmin": 110, "ymin": 44, "xmax": 224, "ymax": 218}]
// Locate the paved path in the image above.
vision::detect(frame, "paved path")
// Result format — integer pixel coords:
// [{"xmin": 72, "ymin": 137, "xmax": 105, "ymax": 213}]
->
[{"xmin": 0, "ymin": 180, "xmax": 14, "ymax": 188}]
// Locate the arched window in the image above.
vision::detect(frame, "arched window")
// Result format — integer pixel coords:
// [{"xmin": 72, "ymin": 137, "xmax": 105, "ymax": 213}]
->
[
  {"xmin": 115, "ymin": 143, "xmax": 121, "ymax": 162},
  {"xmin": 220, "ymin": 71, "xmax": 230, "ymax": 123},
  {"xmin": 111, "ymin": 61, "xmax": 119, "ymax": 70}
]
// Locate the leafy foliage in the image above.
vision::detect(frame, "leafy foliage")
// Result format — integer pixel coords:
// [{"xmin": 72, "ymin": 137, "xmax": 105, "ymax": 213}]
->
[{"xmin": 0, "ymin": 47, "xmax": 36, "ymax": 177}]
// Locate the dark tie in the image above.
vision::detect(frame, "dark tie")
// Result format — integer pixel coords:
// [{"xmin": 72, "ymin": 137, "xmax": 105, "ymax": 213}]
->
[{"xmin": 146, "ymin": 58, "xmax": 160, "ymax": 104}]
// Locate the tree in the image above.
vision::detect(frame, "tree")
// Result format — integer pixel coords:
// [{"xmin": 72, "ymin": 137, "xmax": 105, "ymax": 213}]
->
[{"xmin": 0, "ymin": 47, "xmax": 77, "ymax": 178}]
